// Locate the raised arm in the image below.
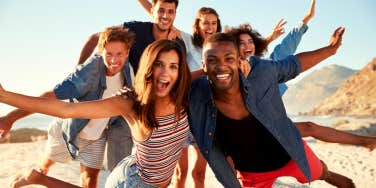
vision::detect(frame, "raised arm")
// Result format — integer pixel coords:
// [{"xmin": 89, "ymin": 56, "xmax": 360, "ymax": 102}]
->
[
  {"xmin": 136, "ymin": 0, "xmax": 152, "ymax": 17},
  {"xmin": 77, "ymin": 33, "xmax": 100, "ymax": 65},
  {"xmin": 270, "ymin": 0, "xmax": 316, "ymax": 61},
  {"xmin": 302, "ymin": 0, "xmax": 315, "ymax": 25},
  {"xmin": 297, "ymin": 27, "xmax": 345, "ymax": 72},
  {"xmin": 0, "ymin": 84, "xmax": 130, "ymax": 120},
  {"xmin": 0, "ymin": 90, "xmax": 56, "ymax": 138}
]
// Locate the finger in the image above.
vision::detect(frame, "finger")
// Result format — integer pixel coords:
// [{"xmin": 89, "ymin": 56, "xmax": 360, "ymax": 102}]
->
[{"xmin": 278, "ymin": 19, "xmax": 287, "ymax": 27}]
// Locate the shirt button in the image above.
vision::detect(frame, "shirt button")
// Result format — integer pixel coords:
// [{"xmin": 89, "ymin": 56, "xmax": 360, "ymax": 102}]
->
[
  {"xmin": 205, "ymin": 150, "xmax": 208, "ymax": 155},
  {"xmin": 208, "ymin": 132, "xmax": 212, "ymax": 136},
  {"xmin": 211, "ymin": 113, "xmax": 215, "ymax": 118}
]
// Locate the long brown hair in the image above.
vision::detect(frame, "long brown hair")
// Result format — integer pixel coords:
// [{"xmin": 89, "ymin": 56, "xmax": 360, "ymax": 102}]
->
[
  {"xmin": 192, "ymin": 7, "xmax": 222, "ymax": 48},
  {"xmin": 134, "ymin": 40, "xmax": 191, "ymax": 129}
]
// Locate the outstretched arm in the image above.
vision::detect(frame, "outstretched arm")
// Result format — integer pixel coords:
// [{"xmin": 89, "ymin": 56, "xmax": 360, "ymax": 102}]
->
[
  {"xmin": 136, "ymin": 0, "xmax": 152, "ymax": 17},
  {"xmin": 0, "ymin": 84, "xmax": 130, "ymax": 120},
  {"xmin": 0, "ymin": 91, "xmax": 56, "ymax": 138},
  {"xmin": 297, "ymin": 27, "xmax": 344, "ymax": 72},
  {"xmin": 296, "ymin": 121, "xmax": 376, "ymax": 151},
  {"xmin": 77, "ymin": 33, "xmax": 100, "ymax": 65}
]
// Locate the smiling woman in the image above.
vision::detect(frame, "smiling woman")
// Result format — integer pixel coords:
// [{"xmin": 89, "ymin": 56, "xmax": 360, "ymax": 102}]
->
[{"xmin": 0, "ymin": 39, "xmax": 192, "ymax": 188}]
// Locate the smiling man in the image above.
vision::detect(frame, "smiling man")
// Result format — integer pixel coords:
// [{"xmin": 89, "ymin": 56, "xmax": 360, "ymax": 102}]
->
[
  {"xmin": 2, "ymin": 26, "xmax": 136, "ymax": 188},
  {"xmin": 188, "ymin": 29, "xmax": 355, "ymax": 188},
  {"xmin": 77, "ymin": 0, "xmax": 185, "ymax": 74}
]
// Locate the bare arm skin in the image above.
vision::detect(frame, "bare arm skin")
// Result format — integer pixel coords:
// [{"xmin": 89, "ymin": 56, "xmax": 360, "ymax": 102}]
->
[
  {"xmin": 302, "ymin": 0, "xmax": 315, "ymax": 25},
  {"xmin": 296, "ymin": 121, "xmax": 376, "ymax": 151},
  {"xmin": 0, "ymin": 91, "xmax": 56, "ymax": 138},
  {"xmin": 77, "ymin": 33, "xmax": 100, "ymax": 65},
  {"xmin": 0, "ymin": 84, "xmax": 130, "ymax": 120},
  {"xmin": 297, "ymin": 27, "xmax": 344, "ymax": 72},
  {"xmin": 136, "ymin": 0, "xmax": 152, "ymax": 17}
]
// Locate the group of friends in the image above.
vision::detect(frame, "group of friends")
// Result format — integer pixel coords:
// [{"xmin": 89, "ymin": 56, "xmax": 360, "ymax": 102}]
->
[{"xmin": 0, "ymin": 0, "xmax": 375, "ymax": 188}]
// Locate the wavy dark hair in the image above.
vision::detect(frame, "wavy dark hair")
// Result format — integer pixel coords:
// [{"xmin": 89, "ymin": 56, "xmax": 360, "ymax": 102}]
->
[
  {"xmin": 151, "ymin": 0, "xmax": 179, "ymax": 8},
  {"xmin": 225, "ymin": 23, "xmax": 268, "ymax": 57},
  {"xmin": 192, "ymin": 7, "xmax": 222, "ymax": 48},
  {"xmin": 134, "ymin": 40, "xmax": 191, "ymax": 129}
]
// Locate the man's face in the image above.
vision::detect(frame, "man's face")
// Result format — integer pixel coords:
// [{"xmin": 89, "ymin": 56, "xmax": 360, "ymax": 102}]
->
[
  {"xmin": 151, "ymin": 1, "xmax": 176, "ymax": 32},
  {"xmin": 202, "ymin": 41, "xmax": 240, "ymax": 91},
  {"xmin": 103, "ymin": 41, "xmax": 129, "ymax": 76}
]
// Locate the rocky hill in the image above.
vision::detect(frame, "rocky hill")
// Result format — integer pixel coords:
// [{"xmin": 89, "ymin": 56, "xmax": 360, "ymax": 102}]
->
[
  {"xmin": 309, "ymin": 58, "xmax": 376, "ymax": 117},
  {"xmin": 283, "ymin": 64, "xmax": 355, "ymax": 114}
]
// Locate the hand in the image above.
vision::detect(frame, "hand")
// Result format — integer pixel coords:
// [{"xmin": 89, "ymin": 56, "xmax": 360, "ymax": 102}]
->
[
  {"xmin": 267, "ymin": 19, "xmax": 287, "ymax": 42},
  {"xmin": 329, "ymin": 27, "xmax": 345, "ymax": 54},
  {"xmin": 0, "ymin": 83, "xmax": 4, "ymax": 93},
  {"xmin": 239, "ymin": 59, "xmax": 251, "ymax": 78},
  {"xmin": 0, "ymin": 116, "xmax": 14, "ymax": 139},
  {"xmin": 302, "ymin": 0, "xmax": 315, "ymax": 25},
  {"xmin": 167, "ymin": 26, "xmax": 182, "ymax": 40}
]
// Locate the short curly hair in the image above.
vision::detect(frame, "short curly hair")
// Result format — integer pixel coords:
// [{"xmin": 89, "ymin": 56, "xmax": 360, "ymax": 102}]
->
[{"xmin": 225, "ymin": 23, "xmax": 268, "ymax": 57}]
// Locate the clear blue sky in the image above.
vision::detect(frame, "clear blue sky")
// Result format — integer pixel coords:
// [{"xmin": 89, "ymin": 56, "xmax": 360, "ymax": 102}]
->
[{"xmin": 0, "ymin": 0, "xmax": 375, "ymax": 114}]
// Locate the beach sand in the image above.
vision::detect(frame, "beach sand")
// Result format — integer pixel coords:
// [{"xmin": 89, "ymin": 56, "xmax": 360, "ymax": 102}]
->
[{"xmin": 0, "ymin": 120, "xmax": 375, "ymax": 188}]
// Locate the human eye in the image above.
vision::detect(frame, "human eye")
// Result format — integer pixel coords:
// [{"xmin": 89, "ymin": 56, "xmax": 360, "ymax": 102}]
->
[
  {"xmin": 206, "ymin": 57, "xmax": 217, "ymax": 65},
  {"xmin": 153, "ymin": 61, "xmax": 163, "ymax": 68},
  {"xmin": 168, "ymin": 9, "xmax": 175, "ymax": 15},
  {"xmin": 170, "ymin": 64, "xmax": 179, "ymax": 70}
]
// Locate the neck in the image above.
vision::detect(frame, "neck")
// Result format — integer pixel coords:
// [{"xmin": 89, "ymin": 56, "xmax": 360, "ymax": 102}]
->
[
  {"xmin": 152, "ymin": 24, "xmax": 170, "ymax": 40},
  {"xmin": 213, "ymin": 82, "xmax": 242, "ymax": 104},
  {"xmin": 154, "ymin": 95, "xmax": 176, "ymax": 116}
]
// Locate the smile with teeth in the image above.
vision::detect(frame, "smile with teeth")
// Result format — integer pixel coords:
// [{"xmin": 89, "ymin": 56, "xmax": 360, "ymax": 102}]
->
[
  {"xmin": 245, "ymin": 50, "xmax": 253, "ymax": 54},
  {"xmin": 157, "ymin": 79, "xmax": 170, "ymax": 89},
  {"xmin": 216, "ymin": 74, "xmax": 230, "ymax": 80}
]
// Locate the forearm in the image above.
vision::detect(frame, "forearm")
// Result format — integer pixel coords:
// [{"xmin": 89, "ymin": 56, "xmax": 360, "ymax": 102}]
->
[
  {"xmin": 2, "ymin": 91, "xmax": 56, "ymax": 124},
  {"xmin": 296, "ymin": 45, "xmax": 336, "ymax": 72},
  {"xmin": 296, "ymin": 122, "xmax": 368, "ymax": 145},
  {"xmin": 136, "ymin": 0, "xmax": 152, "ymax": 17},
  {"xmin": 0, "ymin": 91, "xmax": 72, "ymax": 118},
  {"xmin": 77, "ymin": 33, "xmax": 100, "ymax": 65}
]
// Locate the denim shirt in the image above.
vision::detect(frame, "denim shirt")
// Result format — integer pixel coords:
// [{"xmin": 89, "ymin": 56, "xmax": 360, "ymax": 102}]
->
[
  {"xmin": 189, "ymin": 55, "xmax": 311, "ymax": 187},
  {"xmin": 270, "ymin": 23, "xmax": 308, "ymax": 95},
  {"xmin": 53, "ymin": 55, "xmax": 133, "ymax": 157}
]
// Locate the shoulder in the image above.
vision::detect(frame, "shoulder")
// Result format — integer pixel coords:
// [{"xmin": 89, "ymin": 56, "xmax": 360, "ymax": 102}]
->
[
  {"xmin": 123, "ymin": 21, "xmax": 152, "ymax": 30},
  {"xmin": 190, "ymin": 77, "xmax": 211, "ymax": 101}
]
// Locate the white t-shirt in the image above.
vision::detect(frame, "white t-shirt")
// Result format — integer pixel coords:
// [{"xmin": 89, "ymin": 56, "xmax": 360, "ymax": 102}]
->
[
  {"xmin": 79, "ymin": 72, "xmax": 124, "ymax": 140},
  {"xmin": 181, "ymin": 31, "xmax": 203, "ymax": 71}
]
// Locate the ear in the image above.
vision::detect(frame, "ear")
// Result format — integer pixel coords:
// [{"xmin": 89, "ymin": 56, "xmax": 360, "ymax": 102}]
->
[{"xmin": 202, "ymin": 60, "xmax": 207, "ymax": 73}]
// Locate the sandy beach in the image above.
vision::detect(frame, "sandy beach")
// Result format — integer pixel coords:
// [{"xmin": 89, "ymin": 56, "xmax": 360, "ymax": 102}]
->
[{"xmin": 0, "ymin": 120, "xmax": 375, "ymax": 188}]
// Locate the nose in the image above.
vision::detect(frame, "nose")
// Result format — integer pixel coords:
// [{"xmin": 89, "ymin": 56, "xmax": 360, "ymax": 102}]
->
[{"xmin": 161, "ymin": 12, "xmax": 167, "ymax": 18}]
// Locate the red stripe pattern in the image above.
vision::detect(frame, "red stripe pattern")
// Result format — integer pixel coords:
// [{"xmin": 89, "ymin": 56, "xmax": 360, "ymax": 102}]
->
[{"xmin": 135, "ymin": 110, "xmax": 189, "ymax": 185}]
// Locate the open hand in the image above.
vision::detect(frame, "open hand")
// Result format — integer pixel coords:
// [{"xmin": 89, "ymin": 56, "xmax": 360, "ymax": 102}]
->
[
  {"xmin": 329, "ymin": 27, "xmax": 345, "ymax": 53},
  {"xmin": 239, "ymin": 59, "xmax": 251, "ymax": 78},
  {"xmin": 268, "ymin": 19, "xmax": 287, "ymax": 42}
]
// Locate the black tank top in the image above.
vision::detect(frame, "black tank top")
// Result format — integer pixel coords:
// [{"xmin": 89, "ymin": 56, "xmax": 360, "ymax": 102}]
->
[{"xmin": 215, "ymin": 110, "xmax": 291, "ymax": 172}]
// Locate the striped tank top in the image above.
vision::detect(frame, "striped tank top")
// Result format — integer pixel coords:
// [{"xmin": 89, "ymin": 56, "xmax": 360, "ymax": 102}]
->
[{"xmin": 135, "ymin": 110, "xmax": 189, "ymax": 185}]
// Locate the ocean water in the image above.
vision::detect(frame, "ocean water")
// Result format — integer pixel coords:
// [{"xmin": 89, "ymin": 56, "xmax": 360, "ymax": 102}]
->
[{"xmin": 11, "ymin": 114, "xmax": 55, "ymax": 130}]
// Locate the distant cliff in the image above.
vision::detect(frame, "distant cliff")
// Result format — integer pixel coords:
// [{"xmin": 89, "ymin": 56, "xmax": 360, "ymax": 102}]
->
[
  {"xmin": 283, "ymin": 64, "xmax": 355, "ymax": 115},
  {"xmin": 309, "ymin": 58, "xmax": 376, "ymax": 117}
]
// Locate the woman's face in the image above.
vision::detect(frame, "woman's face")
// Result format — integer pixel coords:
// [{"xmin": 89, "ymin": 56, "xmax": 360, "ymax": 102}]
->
[
  {"xmin": 238, "ymin": 33, "xmax": 255, "ymax": 60},
  {"xmin": 152, "ymin": 50, "xmax": 179, "ymax": 99},
  {"xmin": 198, "ymin": 13, "xmax": 218, "ymax": 40}
]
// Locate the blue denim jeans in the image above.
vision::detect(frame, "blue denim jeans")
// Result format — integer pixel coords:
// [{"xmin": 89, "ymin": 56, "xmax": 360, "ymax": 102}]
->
[{"xmin": 105, "ymin": 155, "xmax": 157, "ymax": 188}]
